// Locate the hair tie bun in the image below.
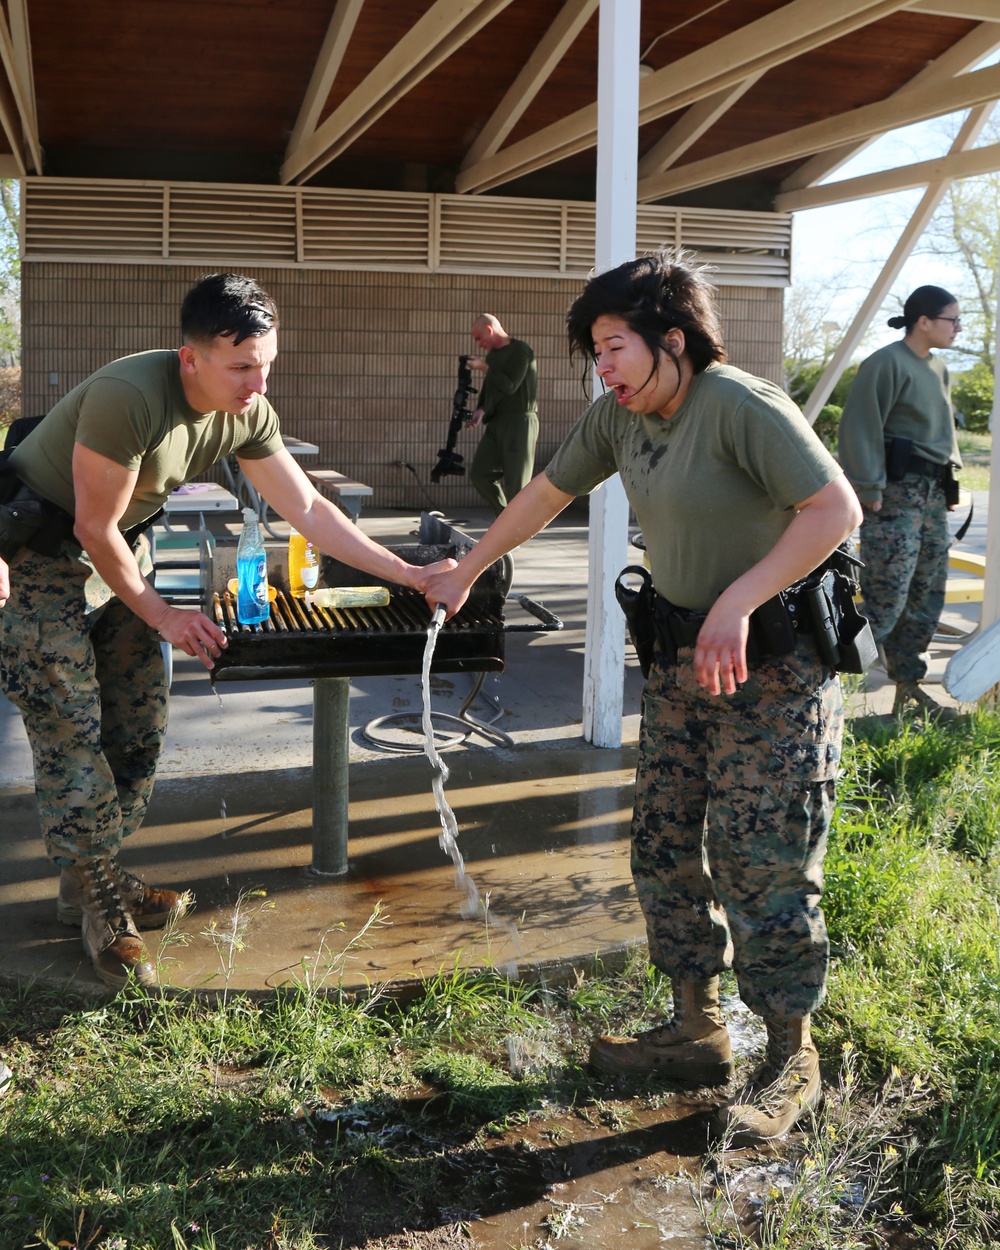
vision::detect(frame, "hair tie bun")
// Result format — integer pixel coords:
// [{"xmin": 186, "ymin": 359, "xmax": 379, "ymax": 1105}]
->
[{"xmin": 887, "ymin": 315, "xmax": 906, "ymax": 329}]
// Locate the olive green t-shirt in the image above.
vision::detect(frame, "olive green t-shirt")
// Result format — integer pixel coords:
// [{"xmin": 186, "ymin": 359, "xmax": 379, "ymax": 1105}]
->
[
  {"xmin": 480, "ymin": 339, "xmax": 537, "ymax": 424},
  {"xmin": 10, "ymin": 350, "xmax": 283, "ymax": 532},
  {"xmin": 545, "ymin": 362, "xmax": 842, "ymax": 612},
  {"xmin": 837, "ymin": 339, "xmax": 959, "ymax": 506}
]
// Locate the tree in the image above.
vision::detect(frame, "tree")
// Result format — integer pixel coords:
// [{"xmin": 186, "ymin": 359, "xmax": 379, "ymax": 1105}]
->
[
  {"xmin": 0, "ymin": 179, "xmax": 18, "ymax": 364},
  {"xmin": 913, "ymin": 114, "xmax": 999, "ymax": 372},
  {"xmin": 783, "ymin": 278, "xmax": 844, "ymax": 400},
  {"xmin": 783, "ymin": 277, "xmax": 875, "ymax": 406}
]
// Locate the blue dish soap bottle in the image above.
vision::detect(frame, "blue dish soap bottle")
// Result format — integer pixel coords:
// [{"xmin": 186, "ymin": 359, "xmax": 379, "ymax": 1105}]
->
[{"xmin": 236, "ymin": 507, "xmax": 269, "ymax": 625}]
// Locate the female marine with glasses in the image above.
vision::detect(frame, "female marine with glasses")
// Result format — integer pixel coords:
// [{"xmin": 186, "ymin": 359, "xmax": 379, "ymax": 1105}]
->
[{"xmin": 838, "ymin": 284, "xmax": 962, "ymax": 716}]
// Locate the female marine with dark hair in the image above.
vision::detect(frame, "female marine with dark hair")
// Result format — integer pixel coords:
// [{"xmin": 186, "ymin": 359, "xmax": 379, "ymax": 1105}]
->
[
  {"xmin": 838, "ymin": 285, "xmax": 962, "ymax": 716},
  {"xmin": 425, "ymin": 253, "xmax": 862, "ymax": 1143}
]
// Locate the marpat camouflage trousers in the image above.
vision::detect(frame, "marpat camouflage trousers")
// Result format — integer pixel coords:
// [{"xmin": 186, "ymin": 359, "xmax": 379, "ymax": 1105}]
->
[
  {"xmin": 632, "ymin": 642, "xmax": 842, "ymax": 1019},
  {"xmin": 859, "ymin": 475, "xmax": 950, "ymax": 684},
  {"xmin": 0, "ymin": 537, "xmax": 167, "ymax": 867}
]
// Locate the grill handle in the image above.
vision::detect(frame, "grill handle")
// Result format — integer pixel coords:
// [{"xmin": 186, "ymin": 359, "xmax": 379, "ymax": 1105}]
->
[{"xmin": 506, "ymin": 594, "xmax": 563, "ymax": 632}]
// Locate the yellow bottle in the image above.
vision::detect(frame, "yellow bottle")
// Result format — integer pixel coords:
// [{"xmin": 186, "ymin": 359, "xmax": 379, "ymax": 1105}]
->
[
  {"xmin": 304, "ymin": 586, "xmax": 390, "ymax": 610},
  {"xmin": 289, "ymin": 531, "xmax": 321, "ymax": 597}
]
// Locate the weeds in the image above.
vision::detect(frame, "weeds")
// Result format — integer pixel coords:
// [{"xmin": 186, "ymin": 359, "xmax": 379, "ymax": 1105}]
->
[
  {"xmin": 701, "ymin": 1048, "xmax": 931, "ymax": 1248},
  {"xmin": 5, "ymin": 713, "xmax": 1000, "ymax": 1246}
]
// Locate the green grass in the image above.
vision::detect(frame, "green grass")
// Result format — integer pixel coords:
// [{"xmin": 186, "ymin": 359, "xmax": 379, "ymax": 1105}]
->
[
  {"xmin": 5, "ymin": 712, "xmax": 1000, "ymax": 1247},
  {"xmin": 957, "ymin": 430, "xmax": 991, "ymax": 493}
]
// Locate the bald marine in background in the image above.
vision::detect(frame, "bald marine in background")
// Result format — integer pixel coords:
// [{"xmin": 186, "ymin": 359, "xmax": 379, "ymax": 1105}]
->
[{"xmin": 466, "ymin": 314, "xmax": 538, "ymax": 515}]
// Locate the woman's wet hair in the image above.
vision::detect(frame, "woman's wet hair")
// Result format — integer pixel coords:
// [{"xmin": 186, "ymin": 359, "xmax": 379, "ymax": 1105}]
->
[
  {"xmin": 181, "ymin": 272, "xmax": 279, "ymax": 346},
  {"xmin": 566, "ymin": 252, "xmax": 727, "ymax": 385},
  {"xmin": 888, "ymin": 284, "xmax": 957, "ymax": 332}
]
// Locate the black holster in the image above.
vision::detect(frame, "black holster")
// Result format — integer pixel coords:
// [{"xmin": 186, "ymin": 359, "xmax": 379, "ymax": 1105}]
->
[
  {"xmin": 943, "ymin": 462, "xmax": 960, "ymax": 508},
  {"xmin": 0, "ymin": 413, "xmax": 76, "ymax": 560},
  {"xmin": 614, "ymin": 565, "xmax": 658, "ymax": 678}
]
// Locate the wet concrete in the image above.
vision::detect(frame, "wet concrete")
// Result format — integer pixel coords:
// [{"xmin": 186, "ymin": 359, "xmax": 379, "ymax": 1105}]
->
[
  {"xmin": 0, "ymin": 503, "xmax": 977, "ymax": 999},
  {"xmin": 0, "ymin": 746, "xmax": 643, "ymax": 994}
]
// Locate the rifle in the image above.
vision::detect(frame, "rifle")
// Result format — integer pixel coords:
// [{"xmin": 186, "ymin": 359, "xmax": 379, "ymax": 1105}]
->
[{"xmin": 431, "ymin": 355, "xmax": 478, "ymax": 483}]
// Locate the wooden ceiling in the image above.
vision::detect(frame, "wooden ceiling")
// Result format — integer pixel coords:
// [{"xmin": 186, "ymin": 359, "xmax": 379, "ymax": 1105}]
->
[{"xmin": 0, "ymin": 0, "xmax": 997, "ymax": 211}]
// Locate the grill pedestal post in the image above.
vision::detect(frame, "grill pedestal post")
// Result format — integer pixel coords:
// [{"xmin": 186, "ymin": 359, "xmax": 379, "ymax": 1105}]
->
[{"xmin": 311, "ymin": 677, "xmax": 350, "ymax": 876}]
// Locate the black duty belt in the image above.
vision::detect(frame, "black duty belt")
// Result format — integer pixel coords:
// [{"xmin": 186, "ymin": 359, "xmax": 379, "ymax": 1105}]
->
[
  {"xmin": 906, "ymin": 455, "xmax": 948, "ymax": 481},
  {"xmin": 653, "ymin": 590, "xmax": 817, "ymax": 649}
]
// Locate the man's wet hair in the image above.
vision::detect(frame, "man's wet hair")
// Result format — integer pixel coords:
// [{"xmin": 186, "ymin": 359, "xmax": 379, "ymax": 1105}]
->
[
  {"xmin": 181, "ymin": 273, "xmax": 279, "ymax": 346},
  {"xmin": 567, "ymin": 251, "xmax": 727, "ymax": 378}
]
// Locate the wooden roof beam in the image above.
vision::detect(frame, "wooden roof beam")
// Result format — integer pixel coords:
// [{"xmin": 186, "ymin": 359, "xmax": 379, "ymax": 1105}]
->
[
  {"xmin": 781, "ymin": 21, "xmax": 1000, "ymax": 192},
  {"xmin": 285, "ymin": 0, "xmax": 366, "ymax": 160},
  {"xmin": 637, "ymin": 58, "xmax": 1000, "ymax": 201},
  {"xmin": 636, "ymin": 73, "xmax": 764, "ymax": 179},
  {"xmin": 455, "ymin": 0, "xmax": 909, "ymax": 194},
  {"xmin": 461, "ymin": 0, "xmax": 598, "ymax": 171},
  {"xmin": 906, "ymin": 0, "xmax": 1000, "ymax": 18},
  {"xmin": 800, "ymin": 101, "xmax": 994, "ymax": 427},
  {"xmin": 0, "ymin": 0, "xmax": 40, "ymax": 174},
  {"xmin": 281, "ymin": 0, "xmax": 517, "ymax": 186},
  {"xmin": 777, "ymin": 135, "xmax": 1000, "ymax": 209}
]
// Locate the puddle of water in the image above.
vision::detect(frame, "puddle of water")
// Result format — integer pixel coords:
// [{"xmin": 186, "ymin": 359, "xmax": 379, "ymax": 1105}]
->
[{"xmin": 468, "ymin": 1101, "xmax": 713, "ymax": 1249}]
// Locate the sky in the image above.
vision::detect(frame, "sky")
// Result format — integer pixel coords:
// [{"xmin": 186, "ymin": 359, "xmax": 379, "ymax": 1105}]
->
[{"xmin": 789, "ymin": 61, "xmax": 1000, "ymax": 362}]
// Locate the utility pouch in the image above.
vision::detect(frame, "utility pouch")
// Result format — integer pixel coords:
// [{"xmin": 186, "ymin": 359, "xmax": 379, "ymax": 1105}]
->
[
  {"xmin": 804, "ymin": 568, "xmax": 878, "ymax": 674},
  {"xmin": 885, "ymin": 436, "xmax": 913, "ymax": 482},
  {"xmin": 0, "ymin": 483, "xmax": 51, "ymax": 561},
  {"xmin": 615, "ymin": 565, "xmax": 658, "ymax": 678},
  {"xmin": 804, "ymin": 574, "xmax": 843, "ymax": 670},
  {"xmin": 748, "ymin": 591, "xmax": 798, "ymax": 662},
  {"xmin": 943, "ymin": 462, "xmax": 960, "ymax": 508}
]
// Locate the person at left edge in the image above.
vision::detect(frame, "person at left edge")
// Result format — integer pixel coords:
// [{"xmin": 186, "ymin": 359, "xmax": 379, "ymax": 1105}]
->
[{"xmin": 0, "ymin": 271, "xmax": 456, "ymax": 990}]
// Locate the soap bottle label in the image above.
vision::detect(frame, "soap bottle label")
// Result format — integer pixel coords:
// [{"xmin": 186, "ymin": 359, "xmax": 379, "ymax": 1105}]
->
[{"xmin": 302, "ymin": 542, "xmax": 319, "ymax": 589}]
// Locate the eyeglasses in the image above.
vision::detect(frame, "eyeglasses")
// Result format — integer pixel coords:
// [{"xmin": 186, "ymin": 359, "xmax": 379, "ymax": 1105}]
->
[{"xmin": 933, "ymin": 315, "xmax": 961, "ymax": 328}]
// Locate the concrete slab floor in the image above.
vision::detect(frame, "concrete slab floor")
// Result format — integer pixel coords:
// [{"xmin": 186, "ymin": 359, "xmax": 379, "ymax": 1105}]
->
[{"xmin": 0, "ymin": 504, "xmax": 977, "ymax": 997}]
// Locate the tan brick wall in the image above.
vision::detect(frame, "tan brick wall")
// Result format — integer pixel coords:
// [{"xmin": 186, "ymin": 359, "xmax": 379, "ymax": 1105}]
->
[{"xmin": 22, "ymin": 263, "xmax": 784, "ymax": 511}]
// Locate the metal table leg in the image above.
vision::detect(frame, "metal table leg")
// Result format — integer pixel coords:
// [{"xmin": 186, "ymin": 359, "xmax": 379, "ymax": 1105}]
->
[{"xmin": 311, "ymin": 676, "xmax": 350, "ymax": 876}]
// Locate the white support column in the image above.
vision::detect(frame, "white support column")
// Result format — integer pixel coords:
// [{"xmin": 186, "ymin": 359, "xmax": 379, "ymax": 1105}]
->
[
  {"xmin": 582, "ymin": 0, "xmax": 640, "ymax": 748},
  {"xmin": 980, "ymin": 256, "xmax": 1000, "ymax": 634}
]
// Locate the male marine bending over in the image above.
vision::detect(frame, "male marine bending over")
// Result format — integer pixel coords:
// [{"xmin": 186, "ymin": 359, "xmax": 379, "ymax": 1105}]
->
[
  {"xmin": 0, "ymin": 272, "xmax": 453, "ymax": 988},
  {"xmin": 467, "ymin": 314, "xmax": 538, "ymax": 514}
]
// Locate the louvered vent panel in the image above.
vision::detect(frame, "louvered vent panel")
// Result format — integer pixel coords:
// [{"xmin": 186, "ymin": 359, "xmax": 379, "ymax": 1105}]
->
[
  {"xmin": 22, "ymin": 178, "xmax": 791, "ymax": 286},
  {"xmin": 167, "ymin": 188, "xmax": 297, "ymax": 260},
  {"xmin": 24, "ymin": 181, "xmax": 163, "ymax": 255},
  {"xmin": 564, "ymin": 204, "xmax": 596, "ymax": 272},
  {"xmin": 439, "ymin": 196, "xmax": 564, "ymax": 271},
  {"xmin": 678, "ymin": 209, "xmax": 791, "ymax": 284},
  {"xmin": 636, "ymin": 208, "xmax": 681, "ymax": 256},
  {"xmin": 302, "ymin": 190, "xmax": 430, "ymax": 265}
]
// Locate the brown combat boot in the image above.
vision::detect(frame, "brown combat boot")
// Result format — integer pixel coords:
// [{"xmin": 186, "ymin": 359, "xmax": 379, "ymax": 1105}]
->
[
  {"xmin": 715, "ymin": 1013, "xmax": 821, "ymax": 1144},
  {"xmin": 589, "ymin": 976, "xmax": 734, "ymax": 1085},
  {"xmin": 64, "ymin": 856, "xmax": 157, "ymax": 989},
  {"xmin": 58, "ymin": 855, "xmax": 191, "ymax": 929},
  {"xmin": 892, "ymin": 681, "xmax": 958, "ymax": 721}
]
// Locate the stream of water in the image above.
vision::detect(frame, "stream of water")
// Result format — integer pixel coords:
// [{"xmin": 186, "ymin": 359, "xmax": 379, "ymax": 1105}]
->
[{"xmin": 421, "ymin": 607, "xmax": 521, "ymax": 977}]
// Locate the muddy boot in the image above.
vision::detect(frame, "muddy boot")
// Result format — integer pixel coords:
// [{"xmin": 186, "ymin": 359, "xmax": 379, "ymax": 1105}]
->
[
  {"xmin": 715, "ymin": 1014, "xmax": 820, "ymax": 1144},
  {"xmin": 66, "ymin": 856, "xmax": 158, "ymax": 989},
  {"xmin": 58, "ymin": 855, "xmax": 191, "ymax": 929},
  {"xmin": 589, "ymin": 976, "xmax": 734, "ymax": 1084},
  {"xmin": 892, "ymin": 681, "xmax": 958, "ymax": 721}
]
